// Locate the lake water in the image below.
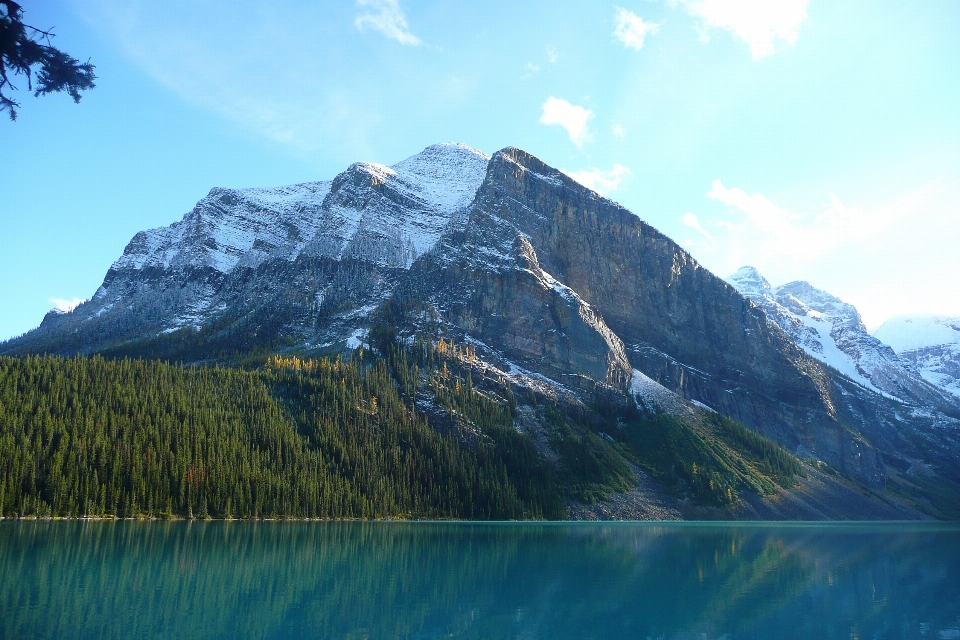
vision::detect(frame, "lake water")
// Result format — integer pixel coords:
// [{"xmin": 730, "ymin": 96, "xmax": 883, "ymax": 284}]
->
[{"xmin": 2, "ymin": 521, "xmax": 959, "ymax": 639}]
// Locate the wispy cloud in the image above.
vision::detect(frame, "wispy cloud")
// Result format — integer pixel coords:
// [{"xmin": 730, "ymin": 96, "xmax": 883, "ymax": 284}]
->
[
  {"xmin": 540, "ymin": 97, "xmax": 594, "ymax": 147},
  {"xmin": 563, "ymin": 164, "xmax": 631, "ymax": 195},
  {"xmin": 682, "ymin": 212, "xmax": 715, "ymax": 243},
  {"xmin": 678, "ymin": 0, "xmax": 808, "ymax": 59},
  {"xmin": 50, "ymin": 297, "xmax": 86, "ymax": 313},
  {"xmin": 546, "ymin": 47, "xmax": 559, "ymax": 63},
  {"xmin": 613, "ymin": 7, "xmax": 661, "ymax": 50},
  {"xmin": 703, "ymin": 178, "xmax": 943, "ymax": 269},
  {"xmin": 691, "ymin": 177, "xmax": 958, "ymax": 327},
  {"xmin": 355, "ymin": 0, "xmax": 421, "ymax": 46},
  {"xmin": 521, "ymin": 62, "xmax": 540, "ymax": 79}
]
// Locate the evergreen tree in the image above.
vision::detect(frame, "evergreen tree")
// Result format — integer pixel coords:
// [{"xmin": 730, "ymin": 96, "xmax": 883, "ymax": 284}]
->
[{"xmin": 0, "ymin": 1, "xmax": 96, "ymax": 120}]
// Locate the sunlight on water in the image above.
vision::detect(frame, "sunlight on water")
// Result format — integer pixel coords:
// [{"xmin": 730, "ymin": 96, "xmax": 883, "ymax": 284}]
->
[{"xmin": 2, "ymin": 521, "xmax": 959, "ymax": 639}]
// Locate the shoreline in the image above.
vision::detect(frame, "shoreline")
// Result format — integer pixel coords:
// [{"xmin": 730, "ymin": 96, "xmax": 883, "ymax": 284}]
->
[{"xmin": 1, "ymin": 515, "xmax": 952, "ymax": 524}]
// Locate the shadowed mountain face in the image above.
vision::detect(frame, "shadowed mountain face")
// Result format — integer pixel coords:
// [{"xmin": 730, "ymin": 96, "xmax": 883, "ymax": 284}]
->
[
  {"xmin": 403, "ymin": 149, "xmax": 891, "ymax": 487},
  {"xmin": 5, "ymin": 145, "xmax": 960, "ymax": 491}
]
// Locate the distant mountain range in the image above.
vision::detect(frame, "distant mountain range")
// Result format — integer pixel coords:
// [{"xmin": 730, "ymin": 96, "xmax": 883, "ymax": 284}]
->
[
  {"xmin": 726, "ymin": 265, "xmax": 960, "ymax": 411},
  {"xmin": 727, "ymin": 267, "xmax": 959, "ymax": 405},
  {"xmin": 874, "ymin": 315, "xmax": 960, "ymax": 399},
  {"xmin": 4, "ymin": 143, "xmax": 960, "ymax": 519}
]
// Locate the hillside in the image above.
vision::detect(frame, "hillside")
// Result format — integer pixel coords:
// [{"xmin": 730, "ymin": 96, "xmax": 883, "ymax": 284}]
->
[
  {"xmin": 3, "ymin": 143, "xmax": 960, "ymax": 519},
  {"xmin": 0, "ymin": 350, "xmax": 845, "ymax": 520}
]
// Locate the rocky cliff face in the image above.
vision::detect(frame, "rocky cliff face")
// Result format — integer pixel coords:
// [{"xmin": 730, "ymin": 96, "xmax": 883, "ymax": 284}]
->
[
  {"xmin": 6, "ymin": 144, "xmax": 960, "ymax": 491},
  {"xmin": 409, "ymin": 149, "xmax": 907, "ymax": 486}
]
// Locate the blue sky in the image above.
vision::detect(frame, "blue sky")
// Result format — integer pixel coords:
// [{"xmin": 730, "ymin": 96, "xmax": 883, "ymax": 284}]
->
[{"xmin": 2, "ymin": 0, "xmax": 959, "ymax": 341}]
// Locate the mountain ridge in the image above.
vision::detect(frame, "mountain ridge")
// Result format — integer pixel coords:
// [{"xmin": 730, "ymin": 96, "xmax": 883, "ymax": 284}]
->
[
  {"xmin": 5, "ymin": 143, "xmax": 960, "ymax": 517},
  {"xmin": 874, "ymin": 315, "xmax": 960, "ymax": 398},
  {"xmin": 726, "ymin": 266, "xmax": 953, "ymax": 407}
]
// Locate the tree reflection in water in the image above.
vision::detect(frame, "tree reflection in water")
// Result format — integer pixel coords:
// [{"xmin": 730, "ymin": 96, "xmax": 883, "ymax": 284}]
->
[{"xmin": 1, "ymin": 521, "xmax": 958, "ymax": 639}]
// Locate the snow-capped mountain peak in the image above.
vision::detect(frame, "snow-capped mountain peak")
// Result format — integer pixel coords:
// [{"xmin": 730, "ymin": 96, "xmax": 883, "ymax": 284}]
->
[
  {"xmin": 775, "ymin": 280, "xmax": 867, "ymax": 333},
  {"xmin": 109, "ymin": 179, "xmax": 334, "ymax": 276},
  {"xmin": 727, "ymin": 266, "xmax": 772, "ymax": 297},
  {"xmin": 727, "ymin": 267, "xmax": 951, "ymax": 405},
  {"xmin": 874, "ymin": 316, "xmax": 960, "ymax": 398},
  {"xmin": 107, "ymin": 143, "xmax": 489, "ymax": 281},
  {"xmin": 83, "ymin": 143, "xmax": 492, "ymax": 333}
]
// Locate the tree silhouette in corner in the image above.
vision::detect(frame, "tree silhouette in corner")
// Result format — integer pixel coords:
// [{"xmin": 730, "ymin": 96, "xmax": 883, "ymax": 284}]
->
[{"xmin": 0, "ymin": 0, "xmax": 95, "ymax": 121}]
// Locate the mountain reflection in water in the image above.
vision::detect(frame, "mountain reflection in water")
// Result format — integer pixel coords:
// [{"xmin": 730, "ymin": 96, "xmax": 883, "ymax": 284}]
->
[{"xmin": 2, "ymin": 521, "xmax": 959, "ymax": 639}]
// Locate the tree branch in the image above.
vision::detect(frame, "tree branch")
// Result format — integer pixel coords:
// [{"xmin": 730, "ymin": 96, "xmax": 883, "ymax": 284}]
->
[{"xmin": 0, "ymin": 0, "xmax": 95, "ymax": 120}]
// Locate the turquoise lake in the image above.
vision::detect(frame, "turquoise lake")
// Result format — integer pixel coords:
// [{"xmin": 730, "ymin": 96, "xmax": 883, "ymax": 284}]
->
[{"xmin": 2, "ymin": 521, "xmax": 959, "ymax": 639}]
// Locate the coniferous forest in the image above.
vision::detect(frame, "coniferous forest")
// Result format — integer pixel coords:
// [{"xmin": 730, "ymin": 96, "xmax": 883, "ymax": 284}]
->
[{"xmin": 0, "ymin": 336, "xmax": 802, "ymax": 520}]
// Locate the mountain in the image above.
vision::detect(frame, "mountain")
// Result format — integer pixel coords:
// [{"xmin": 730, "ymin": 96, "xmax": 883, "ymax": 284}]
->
[
  {"xmin": 726, "ymin": 266, "xmax": 952, "ymax": 407},
  {"xmin": 12, "ymin": 143, "xmax": 488, "ymax": 356},
  {"xmin": 874, "ymin": 316, "xmax": 960, "ymax": 399},
  {"xmin": 5, "ymin": 143, "xmax": 960, "ymax": 517}
]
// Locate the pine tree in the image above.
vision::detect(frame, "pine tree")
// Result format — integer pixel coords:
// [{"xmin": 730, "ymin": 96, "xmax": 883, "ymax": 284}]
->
[{"xmin": 0, "ymin": 1, "xmax": 96, "ymax": 120}]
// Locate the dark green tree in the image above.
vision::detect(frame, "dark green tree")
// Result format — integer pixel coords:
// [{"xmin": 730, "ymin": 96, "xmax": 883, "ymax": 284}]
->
[{"xmin": 0, "ymin": 0, "xmax": 95, "ymax": 120}]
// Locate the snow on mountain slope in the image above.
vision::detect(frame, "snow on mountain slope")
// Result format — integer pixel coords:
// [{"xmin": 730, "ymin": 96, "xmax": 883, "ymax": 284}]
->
[
  {"xmin": 84, "ymin": 143, "xmax": 490, "ymax": 332},
  {"xmin": 312, "ymin": 143, "xmax": 490, "ymax": 268},
  {"xmin": 874, "ymin": 316, "xmax": 960, "ymax": 398},
  {"xmin": 392, "ymin": 142, "xmax": 492, "ymax": 215},
  {"xmin": 727, "ymin": 267, "xmax": 948, "ymax": 405},
  {"xmin": 874, "ymin": 316, "xmax": 960, "ymax": 352},
  {"xmin": 108, "ymin": 143, "xmax": 489, "ymax": 278},
  {"xmin": 110, "ymin": 181, "xmax": 334, "ymax": 275},
  {"xmin": 630, "ymin": 369, "xmax": 697, "ymax": 418}
]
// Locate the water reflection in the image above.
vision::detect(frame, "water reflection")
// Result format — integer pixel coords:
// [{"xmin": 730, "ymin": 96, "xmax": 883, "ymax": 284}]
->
[{"xmin": 2, "ymin": 521, "xmax": 959, "ymax": 639}]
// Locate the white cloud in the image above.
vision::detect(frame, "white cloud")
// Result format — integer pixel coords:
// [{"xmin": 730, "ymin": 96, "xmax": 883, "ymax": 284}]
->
[
  {"xmin": 521, "ymin": 62, "xmax": 540, "ymax": 79},
  {"xmin": 682, "ymin": 212, "xmax": 715, "ymax": 243},
  {"xmin": 355, "ymin": 0, "xmax": 421, "ymax": 46},
  {"xmin": 562, "ymin": 164, "xmax": 632, "ymax": 195},
  {"xmin": 678, "ymin": 176, "xmax": 960, "ymax": 328},
  {"xmin": 612, "ymin": 124, "xmax": 625, "ymax": 138},
  {"xmin": 702, "ymin": 177, "xmax": 944, "ymax": 273},
  {"xmin": 705, "ymin": 179, "xmax": 857, "ymax": 263},
  {"xmin": 50, "ymin": 298, "xmax": 87, "ymax": 313},
  {"xmin": 680, "ymin": 0, "xmax": 808, "ymax": 59},
  {"xmin": 706, "ymin": 180, "xmax": 805, "ymax": 243},
  {"xmin": 613, "ymin": 7, "xmax": 661, "ymax": 50},
  {"xmin": 546, "ymin": 47, "xmax": 559, "ymax": 63},
  {"xmin": 540, "ymin": 97, "xmax": 594, "ymax": 147}
]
